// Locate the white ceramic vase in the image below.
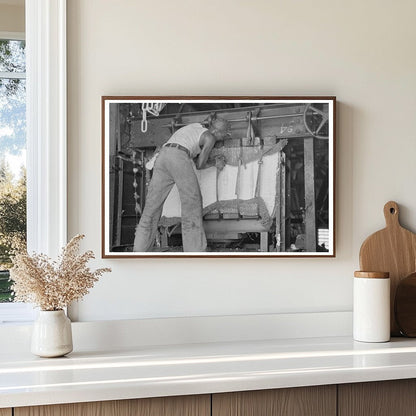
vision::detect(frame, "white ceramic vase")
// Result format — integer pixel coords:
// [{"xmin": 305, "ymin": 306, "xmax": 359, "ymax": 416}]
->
[{"xmin": 31, "ymin": 310, "xmax": 73, "ymax": 357}]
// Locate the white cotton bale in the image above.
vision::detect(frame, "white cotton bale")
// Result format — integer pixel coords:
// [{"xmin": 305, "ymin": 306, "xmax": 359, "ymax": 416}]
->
[{"xmin": 161, "ymin": 152, "xmax": 281, "ymax": 219}]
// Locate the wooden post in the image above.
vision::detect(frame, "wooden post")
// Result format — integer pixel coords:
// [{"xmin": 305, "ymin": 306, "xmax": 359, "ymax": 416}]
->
[
  {"xmin": 114, "ymin": 105, "xmax": 123, "ymax": 248},
  {"xmin": 139, "ymin": 151, "xmax": 145, "ymax": 214},
  {"xmin": 275, "ymin": 152, "xmax": 282, "ymax": 251},
  {"xmin": 115, "ymin": 159, "xmax": 124, "ymax": 247},
  {"xmin": 109, "ymin": 157, "xmax": 115, "ymax": 249},
  {"xmin": 285, "ymin": 157, "xmax": 291, "ymax": 251},
  {"xmin": 304, "ymin": 138, "xmax": 317, "ymax": 252},
  {"xmin": 280, "ymin": 152, "xmax": 286, "ymax": 252},
  {"xmin": 109, "ymin": 104, "xmax": 119, "ymax": 250},
  {"xmin": 260, "ymin": 232, "xmax": 268, "ymax": 252},
  {"xmin": 160, "ymin": 227, "xmax": 169, "ymax": 250}
]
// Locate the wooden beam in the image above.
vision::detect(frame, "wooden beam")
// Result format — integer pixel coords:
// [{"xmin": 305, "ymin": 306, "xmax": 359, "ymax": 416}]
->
[
  {"xmin": 260, "ymin": 232, "xmax": 269, "ymax": 252},
  {"xmin": 170, "ymin": 220, "xmax": 269, "ymax": 236},
  {"xmin": 203, "ymin": 219, "xmax": 269, "ymax": 234},
  {"xmin": 115, "ymin": 158, "xmax": 124, "ymax": 247},
  {"xmin": 285, "ymin": 157, "xmax": 292, "ymax": 251},
  {"xmin": 109, "ymin": 103, "xmax": 119, "ymax": 249},
  {"xmin": 160, "ymin": 227, "xmax": 169, "ymax": 250},
  {"xmin": 304, "ymin": 138, "xmax": 317, "ymax": 252},
  {"xmin": 275, "ymin": 152, "xmax": 282, "ymax": 251},
  {"xmin": 280, "ymin": 152, "xmax": 286, "ymax": 251}
]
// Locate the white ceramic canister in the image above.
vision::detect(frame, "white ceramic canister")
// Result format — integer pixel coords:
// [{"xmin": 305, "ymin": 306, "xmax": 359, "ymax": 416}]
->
[{"xmin": 353, "ymin": 271, "xmax": 390, "ymax": 342}]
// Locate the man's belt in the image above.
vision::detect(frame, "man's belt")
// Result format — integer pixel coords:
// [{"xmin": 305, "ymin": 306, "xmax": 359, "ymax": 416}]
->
[{"xmin": 163, "ymin": 143, "xmax": 191, "ymax": 157}]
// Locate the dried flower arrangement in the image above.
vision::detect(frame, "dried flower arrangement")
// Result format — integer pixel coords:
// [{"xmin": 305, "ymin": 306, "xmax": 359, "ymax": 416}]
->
[{"xmin": 10, "ymin": 234, "xmax": 111, "ymax": 311}]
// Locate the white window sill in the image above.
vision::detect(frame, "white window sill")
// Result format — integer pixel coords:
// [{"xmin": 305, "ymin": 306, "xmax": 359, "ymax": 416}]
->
[{"xmin": 0, "ymin": 303, "xmax": 36, "ymax": 324}]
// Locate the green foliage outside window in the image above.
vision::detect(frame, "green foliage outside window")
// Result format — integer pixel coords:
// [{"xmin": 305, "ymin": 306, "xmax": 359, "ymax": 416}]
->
[
  {"xmin": 0, "ymin": 163, "xmax": 26, "ymax": 302},
  {"xmin": 0, "ymin": 38, "xmax": 26, "ymax": 303}
]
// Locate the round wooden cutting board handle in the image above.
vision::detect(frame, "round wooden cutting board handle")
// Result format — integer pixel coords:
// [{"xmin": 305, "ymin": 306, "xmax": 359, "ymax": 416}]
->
[{"xmin": 384, "ymin": 201, "xmax": 400, "ymax": 228}]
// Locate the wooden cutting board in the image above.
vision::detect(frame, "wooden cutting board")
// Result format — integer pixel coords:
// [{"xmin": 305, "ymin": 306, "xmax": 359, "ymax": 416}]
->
[{"xmin": 359, "ymin": 201, "xmax": 416, "ymax": 336}]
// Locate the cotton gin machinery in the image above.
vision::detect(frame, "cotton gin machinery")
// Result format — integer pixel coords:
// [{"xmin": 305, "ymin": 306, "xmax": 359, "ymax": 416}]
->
[{"xmin": 108, "ymin": 102, "xmax": 330, "ymax": 253}]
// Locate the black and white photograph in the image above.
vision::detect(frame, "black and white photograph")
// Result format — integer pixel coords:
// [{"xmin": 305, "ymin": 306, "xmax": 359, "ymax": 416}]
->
[{"xmin": 102, "ymin": 97, "xmax": 335, "ymax": 257}]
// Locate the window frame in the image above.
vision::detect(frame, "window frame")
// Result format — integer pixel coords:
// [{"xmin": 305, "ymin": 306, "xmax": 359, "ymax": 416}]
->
[
  {"xmin": 26, "ymin": 0, "xmax": 67, "ymax": 257},
  {"xmin": 0, "ymin": 0, "xmax": 67, "ymax": 323},
  {"xmin": 0, "ymin": 31, "xmax": 30, "ymax": 320}
]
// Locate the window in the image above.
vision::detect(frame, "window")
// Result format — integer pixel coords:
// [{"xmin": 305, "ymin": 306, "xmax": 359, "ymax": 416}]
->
[
  {"xmin": 0, "ymin": 33, "xmax": 34, "ymax": 322},
  {"xmin": 0, "ymin": 36, "xmax": 26, "ymax": 302},
  {"xmin": 0, "ymin": 1, "xmax": 67, "ymax": 324}
]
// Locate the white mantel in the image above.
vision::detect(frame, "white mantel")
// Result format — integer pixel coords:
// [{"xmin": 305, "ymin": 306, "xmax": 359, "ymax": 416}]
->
[{"xmin": 2, "ymin": 323, "xmax": 416, "ymax": 409}]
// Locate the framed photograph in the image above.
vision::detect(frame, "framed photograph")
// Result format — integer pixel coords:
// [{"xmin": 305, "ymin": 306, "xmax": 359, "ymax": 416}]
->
[{"xmin": 102, "ymin": 96, "xmax": 336, "ymax": 258}]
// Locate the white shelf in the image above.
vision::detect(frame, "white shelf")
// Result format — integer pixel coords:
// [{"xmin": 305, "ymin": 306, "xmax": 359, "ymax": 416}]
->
[{"xmin": 2, "ymin": 335, "xmax": 416, "ymax": 408}]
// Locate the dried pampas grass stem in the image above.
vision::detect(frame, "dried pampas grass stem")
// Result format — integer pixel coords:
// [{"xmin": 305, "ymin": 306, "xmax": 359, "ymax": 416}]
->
[{"xmin": 10, "ymin": 234, "xmax": 111, "ymax": 311}]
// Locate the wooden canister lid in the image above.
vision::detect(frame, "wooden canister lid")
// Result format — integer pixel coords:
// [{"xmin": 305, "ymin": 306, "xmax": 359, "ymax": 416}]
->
[{"xmin": 354, "ymin": 271, "xmax": 389, "ymax": 279}]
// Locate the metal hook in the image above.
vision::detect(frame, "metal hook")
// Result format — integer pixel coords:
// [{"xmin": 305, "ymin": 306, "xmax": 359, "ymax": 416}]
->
[{"xmin": 141, "ymin": 117, "xmax": 148, "ymax": 133}]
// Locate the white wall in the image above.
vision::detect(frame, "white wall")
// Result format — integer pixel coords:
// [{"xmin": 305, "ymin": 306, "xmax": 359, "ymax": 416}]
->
[{"xmin": 67, "ymin": 0, "xmax": 416, "ymax": 322}]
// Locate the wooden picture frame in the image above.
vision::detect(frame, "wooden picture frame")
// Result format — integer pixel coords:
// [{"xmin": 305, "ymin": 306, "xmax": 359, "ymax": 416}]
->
[{"xmin": 102, "ymin": 96, "xmax": 336, "ymax": 258}]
